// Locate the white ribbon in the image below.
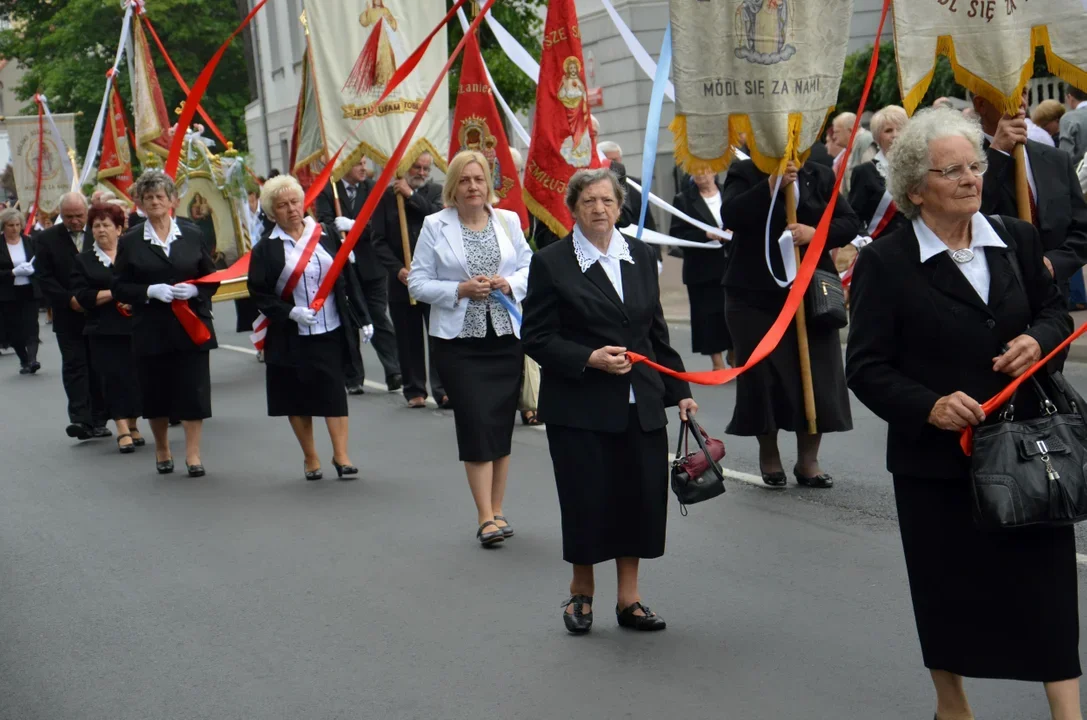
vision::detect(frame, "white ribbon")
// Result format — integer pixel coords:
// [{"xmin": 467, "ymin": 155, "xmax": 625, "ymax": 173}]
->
[
  {"xmin": 623, "ymin": 177, "xmax": 732, "ymax": 242},
  {"xmin": 455, "ymin": 9, "xmax": 531, "ymax": 147},
  {"xmin": 598, "ymin": 0, "xmax": 675, "ymax": 101},
  {"xmin": 765, "ymin": 175, "xmax": 799, "ymax": 288},
  {"xmin": 483, "ymin": 11, "xmax": 539, "ymax": 84},
  {"xmin": 620, "ymin": 225, "xmax": 723, "ymax": 249},
  {"xmin": 79, "ymin": 0, "xmax": 136, "ymax": 187},
  {"xmin": 35, "ymin": 95, "xmax": 76, "ymax": 190}
]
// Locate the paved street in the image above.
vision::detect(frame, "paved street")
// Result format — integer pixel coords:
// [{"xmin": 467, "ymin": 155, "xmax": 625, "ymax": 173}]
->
[{"xmin": 2, "ymin": 302, "xmax": 1085, "ymax": 719}]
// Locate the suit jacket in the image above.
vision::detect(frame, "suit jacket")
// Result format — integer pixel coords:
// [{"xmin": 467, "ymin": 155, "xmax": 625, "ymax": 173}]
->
[
  {"xmin": 34, "ymin": 223, "xmax": 92, "ymax": 334},
  {"xmin": 669, "ymin": 181, "xmax": 729, "ymax": 286},
  {"xmin": 0, "ymin": 235, "xmax": 41, "ymax": 302},
  {"xmin": 111, "ymin": 223, "xmax": 219, "ymax": 356},
  {"xmin": 1058, "ymin": 105, "xmax": 1087, "ymax": 165},
  {"xmin": 610, "ymin": 163, "xmax": 661, "ymax": 263},
  {"xmin": 247, "ymin": 222, "xmax": 370, "ymax": 368},
  {"xmin": 807, "ymin": 141, "xmax": 835, "ymax": 168},
  {"xmin": 522, "ymin": 234, "xmax": 691, "ymax": 433},
  {"xmin": 848, "ymin": 160, "xmax": 909, "ymax": 238},
  {"xmin": 70, "ymin": 250, "xmax": 132, "ymax": 336},
  {"xmin": 315, "ymin": 178, "xmax": 386, "ymax": 281},
  {"xmin": 721, "ymin": 160, "xmax": 863, "ymax": 306},
  {"xmin": 982, "ymin": 139, "xmax": 1087, "ymax": 285},
  {"xmin": 845, "ymin": 216, "xmax": 1071, "ymax": 479},
  {"xmin": 370, "ymin": 182, "xmax": 444, "ymax": 304}
]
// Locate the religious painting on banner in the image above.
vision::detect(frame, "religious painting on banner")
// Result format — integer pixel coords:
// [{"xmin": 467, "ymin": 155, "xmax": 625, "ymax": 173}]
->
[
  {"xmin": 523, "ymin": 0, "xmax": 602, "ymax": 236},
  {"xmin": 451, "ymin": 31, "xmax": 529, "ymax": 231},
  {"xmin": 303, "ymin": 0, "xmax": 450, "ymax": 178},
  {"xmin": 6, "ymin": 113, "xmax": 77, "ymax": 216},
  {"xmin": 669, "ymin": 0, "xmax": 854, "ymax": 174},
  {"xmin": 98, "ymin": 85, "xmax": 134, "ymax": 200},
  {"xmin": 131, "ymin": 17, "xmax": 173, "ymax": 160}
]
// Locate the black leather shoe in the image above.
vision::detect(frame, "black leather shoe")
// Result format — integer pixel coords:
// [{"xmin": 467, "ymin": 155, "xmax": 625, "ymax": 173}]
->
[
  {"xmin": 616, "ymin": 602, "xmax": 667, "ymax": 631},
  {"xmin": 186, "ymin": 464, "xmax": 206, "ymax": 478},
  {"xmin": 386, "ymin": 374, "xmax": 403, "ymax": 392},
  {"xmin": 18, "ymin": 365, "xmax": 29, "ymax": 375},
  {"xmin": 794, "ymin": 470, "xmax": 834, "ymax": 489},
  {"xmin": 116, "ymin": 434, "xmax": 136, "ymax": 454},
  {"xmin": 305, "ymin": 466, "xmax": 323, "ymax": 481},
  {"xmin": 91, "ymin": 426, "xmax": 113, "ymax": 439},
  {"xmin": 437, "ymin": 395, "xmax": 454, "ymax": 410},
  {"xmin": 346, "ymin": 385, "xmax": 366, "ymax": 395},
  {"xmin": 66, "ymin": 423, "xmax": 93, "ymax": 441},
  {"xmin": 156, "ymin": 458, "xmax": 175, "ymax": 475},
  {"xmin": 562, "ymin": 594, "xmax": 593, "ymax": 634},
  {"xmin": 28, "ymin": 361, "xmax": 40, "ymax": 374},
  {"xmin": 476, "ymin": 521, "xmax": 504, "ymax": 547},
  {"xmin": 761, "ymin": 471, "xmax": 787, "ymax": 488},
  {"xmin": 333, "ymin": 461, "xmax": 358, "ymax": 480},
  {"xmin": 494, "ymin": 515, "xmax": 514, "ymax": 538}
]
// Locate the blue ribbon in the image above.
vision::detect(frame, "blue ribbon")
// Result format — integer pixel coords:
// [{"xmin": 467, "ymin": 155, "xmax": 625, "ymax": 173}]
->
[
  {"xmin": 491, "ymin": 290, "xmax": 522, "ymax": 325},
  {"xmin": 636, "ymin": 22, "xmax": 672, "ymax": 241}
]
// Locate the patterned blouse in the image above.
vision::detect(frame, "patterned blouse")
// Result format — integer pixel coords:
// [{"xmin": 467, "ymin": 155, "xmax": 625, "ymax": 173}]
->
[{"xmin": 459, "ymin": 217, "xmax": 513, "ymax": 339}]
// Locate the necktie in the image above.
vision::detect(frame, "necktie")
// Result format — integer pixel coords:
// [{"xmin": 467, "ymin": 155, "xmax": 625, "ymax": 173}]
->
[
  {"xmin": 72, "ymin": 232, "xmax": 82, "ymax": 251},
  {"xmin": 345, "ymin": 184, "xmax": 356, "ymax": 206}
]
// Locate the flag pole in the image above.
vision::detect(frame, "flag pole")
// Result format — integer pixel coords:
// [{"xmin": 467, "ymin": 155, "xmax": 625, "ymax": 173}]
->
[
  {"xmin": 397, "ymin": 184, "xmax": 417, "ymax": 306},
  {"xmin": 1014, "ymin": 144, "xmax": 1032, "ymax": 222},
  {"xmin": 786, "ymin": 181, "xmax": 818, "ymax": 435}
]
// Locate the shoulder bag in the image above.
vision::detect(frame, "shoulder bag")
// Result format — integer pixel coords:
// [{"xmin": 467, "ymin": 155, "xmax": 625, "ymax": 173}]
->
[
  {"xmin": 671, "ymin": 415, "xmax": 726, "ymax": 514},
  {"xmin": 805, "ymin": 267, "xmax": 848, "ymax": 330}
]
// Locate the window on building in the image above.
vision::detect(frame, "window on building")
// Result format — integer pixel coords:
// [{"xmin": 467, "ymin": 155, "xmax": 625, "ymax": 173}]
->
[{"xmin": 266, "ymin": 0, "xmax": 284, "ymax": 76}]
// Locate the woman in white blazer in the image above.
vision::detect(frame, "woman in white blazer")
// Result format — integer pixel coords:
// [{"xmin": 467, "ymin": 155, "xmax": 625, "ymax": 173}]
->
[{"xmin": 409, "ymin": 150, "xmax": 533, "ymax": 547}]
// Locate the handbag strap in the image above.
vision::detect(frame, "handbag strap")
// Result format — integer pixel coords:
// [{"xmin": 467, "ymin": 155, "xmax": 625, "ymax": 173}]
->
[{"xmin": 675, "ymin": 419, "xmax": 690, "ymax": 460}]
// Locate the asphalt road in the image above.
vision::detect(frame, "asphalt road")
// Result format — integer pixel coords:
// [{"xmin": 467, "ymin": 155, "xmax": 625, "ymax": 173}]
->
[{"xmin": 1, "ymin": 304, "xmax": 1084, "ymax": 719}]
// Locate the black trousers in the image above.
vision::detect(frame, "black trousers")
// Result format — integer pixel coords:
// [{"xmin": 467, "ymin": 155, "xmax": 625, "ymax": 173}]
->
[
  {"xmin": 1, "ymin": 293, "xmax": 39, "ymax": 367},
  {"xmin": 388, "ymin": 299, "xmax": 445, "ymax": 400},
  {"xmin": 56, "ymin": 331, "xmax": 108, "ymax": 427},
  {"xmin": 345, "ymin": 275, "xmax": 401, "ymax": 386}
]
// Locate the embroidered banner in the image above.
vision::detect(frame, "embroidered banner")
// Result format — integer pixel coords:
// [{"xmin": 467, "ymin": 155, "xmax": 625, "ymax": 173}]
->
[
  {"xmin": 98, "ymin": 86, "xmax": 134, "ymax": 200},
  {"xmin": 7, "ymin": 110, "xmax": 76, "ymax": 216}
]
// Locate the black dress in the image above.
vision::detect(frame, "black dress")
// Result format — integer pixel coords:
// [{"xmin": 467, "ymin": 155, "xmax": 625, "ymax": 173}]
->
[
  {"xmin": 669, "ymin": 181, "xmax": 731, "ymax": 355},
  {"xmin": 846, "ymin": 216, "xmax": 1079, "ymax": 681},
  {"xmin": 0, "ymin": 236, "xmax": 41, "ymax": 368},
  {"xmin": 721, "ymin": 160, "xmax": 861, "ymax": 435}
]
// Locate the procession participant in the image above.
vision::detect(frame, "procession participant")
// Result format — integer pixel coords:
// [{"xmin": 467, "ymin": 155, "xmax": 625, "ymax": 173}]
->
[
  {"xmin": 70, "ymin": 203, "xmax": 144, "ymax": 453},
  {"xmin": 234, "ymin": 182, "xmax": 268, "ymax": 346},
  {"xmin": 840, "ymin": 128, "xmax": 877, "ymax": 197},
  {"xmin": 1059, "ymin": 86, "xmax": 1087, "ymax": 164},
  {"xmin": 0, "ymin": 208, "xmax": 41, "ymax": 374},
  {"xmin": 371, "ymin": 151, "xmax": 448, "ymax": 408},
  {"xmin": 408, "ymin": 151, "xmax": 533, "ymax": 546},
  {"xmin": 849, "ymin": 105, "xmax": 910, "ymax": 238},
  {"xmin": 35, "ymin": 192, "xmax": 111, "ymax": 440},
  {"xmin": 522, "ymin": 167, "xmax": 697, "ymax": 634},
  {"xmin": 315, "ymin": 157, "xmax": 402, "ymax": 394},
  {"xmin": 112, "ymin": 170, "xmax": 218, "ymax": 477},
  {"xmin": 846, "ymin": 107, "xmax": 1081, "ymax": 720},
  {"xmin": 830, "ymin": 112, "xmax": 857, "ymax": 174},
  {"xmin": 721, "ymin": 157, "xmax": 862, "ymax": 489},
  {"xmin": 249, "ymin": 175, "xmax": 370, "ymax": 481},
  {"xmin": 1031, "ymin": 100, "xmax": 1065, "ymax": 147}
]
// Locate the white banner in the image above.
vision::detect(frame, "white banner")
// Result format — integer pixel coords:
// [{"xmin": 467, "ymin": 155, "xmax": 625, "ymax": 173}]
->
[
  {"xmin": 6, "ymin": 113, "xmax": 78, "ymax": 215},
  {"xmin": 303, "ymin": 0, "xmax": 450, "ymax": 175}
]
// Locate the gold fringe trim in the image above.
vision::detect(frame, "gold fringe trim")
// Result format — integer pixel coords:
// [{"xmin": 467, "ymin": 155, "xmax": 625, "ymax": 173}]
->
[
  {"xmin": 671, "ymin": 112, "xmax": 818, "ymax": 176},
  {"xmin": 333, "ymin": 138, "xmax": 449, "ymax": 182},
  {"xmin": 523, "ymin": 189, "xmax": 570, "ymax": 238}
]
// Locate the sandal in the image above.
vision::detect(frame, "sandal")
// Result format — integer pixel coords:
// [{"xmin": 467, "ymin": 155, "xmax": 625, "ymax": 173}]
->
[
  {"xmin": 116, "ymin": 433, "xmax": 136, "ymax": 455},
  {"xmin": 520, "ymin": 410, "xmax": 542, "ymax": 426},
  {"xmin": 562, "ymin": 594, "xmax": 593, "ymax": 634},
  {"xmin": 476, "ymin": 520, "xmax": 504, "ymax": 547}
]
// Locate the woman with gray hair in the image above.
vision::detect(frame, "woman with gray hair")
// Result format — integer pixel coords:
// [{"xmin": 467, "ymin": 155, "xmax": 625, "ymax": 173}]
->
[
  {"xmin": 846, "ymin": 107, "xmax": 1080, "ymax": 718},
  {"xmin": 522, "ymin": 167, "xmax": 696, "ymax": 634},
  {"xmin": 0, "ymin": 207, "xmax": 41, "ymax": 374}
]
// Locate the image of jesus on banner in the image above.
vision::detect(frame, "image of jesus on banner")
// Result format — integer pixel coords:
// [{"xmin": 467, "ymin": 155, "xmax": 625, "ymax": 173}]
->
[
  {"xmin": 344, "ymin": 0, "xmax": 402, "ymax": 96},
  {"xmin": 558, "ymin": 57, "xmax": 593, "ymax": 168}
]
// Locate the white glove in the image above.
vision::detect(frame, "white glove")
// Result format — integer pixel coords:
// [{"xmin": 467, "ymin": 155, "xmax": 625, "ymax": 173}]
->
[
  {"xmin": 171, "ymin": 283, "xmax": 199, "ymax": 300},
  {"xmin": 12, "ymin": 262, "xmax": 34, "ymax": 277},
  {"xmin": 289, "ymin": 306, "xmax": 318, "ymax": 327},
  {"xmin": 147, "ymin": 283, "xmax": 175, "ymax": 303},
  {"xmin": 361, "ymin": 324, "xmax": 374, "ymax": 343},
  {"xmin": 348, "ymin": 250, "xmax": 357, "ymax": 264},
  {"xmin": 334, "ymin": 216, "xmax": 355, "ymax": 234}
]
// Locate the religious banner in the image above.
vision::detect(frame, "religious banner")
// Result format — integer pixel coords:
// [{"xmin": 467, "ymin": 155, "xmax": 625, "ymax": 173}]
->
[
  {"xmin": 98, "ymin": 86, "xmax": 134, "ymax": 200},
  {"xmin": 303, "ymin": 0, "xmax": 450, "ymax": 178},
  {"xmin": 670, "ymin": 0, "xmax": 854, "ymax": 174},
  {"xmin": 132, "ymin": 16, "xmax": 173, "ymax": 160},
  {"xmin": 451, "ymin": 30, "xmax": 529, "ymax": 230},
  {"xmin": 5, "ymin": 112, "xmax": 77, "ymax": 216},
  {"xmin": 289, "ymin": 34, "xmax": 326, "ymax": 193},
  {"xmin": 523, "ymin": 0, "xmax": 601, "ymax": 236}
]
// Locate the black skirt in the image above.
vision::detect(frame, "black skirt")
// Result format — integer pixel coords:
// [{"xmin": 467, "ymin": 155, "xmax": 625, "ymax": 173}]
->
[
  {"xmin": 894, "ymin": 474, "xmax": 1080, "ymax": 682},
  {"xmin": 725, "ymin": 293, "xmax": 852, "ymax": 435},
  {"xmin": 138, "ymin": 350, "xmax": 211, "ymax": 421},
  {"xmin": 265, "ymin": 327, "xmax": 348, "ymax": 418},
  {"xmin": 432, "ymin": 325, "xmax": 522, "ymax": 462},
  {"xmin": 687, "ymin": 282, "xmax": 731, "ymax": 355},
  {"xmin": 0, "ymin": 290, "xmax": 39, "ymax": 352},
  {"xmin": 546, "ymin": 406, "xmax": 669, "ymax": 565},
  {"xmin": 89, "ymin": 334, "xmax": 141, "ymax": 420}
]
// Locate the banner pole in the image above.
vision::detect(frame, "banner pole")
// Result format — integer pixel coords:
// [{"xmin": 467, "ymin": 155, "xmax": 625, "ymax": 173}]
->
[
  {"xmin": 787, "ymin": 182, "xmax": 818, "ymax": 435},
  {"xmin": 1013, "ymin": 144, "xmax": 1032, "ymax": 222},
  {"xmin": 396, "ymin": 188, "xmax": 416, "ymax": 306}
]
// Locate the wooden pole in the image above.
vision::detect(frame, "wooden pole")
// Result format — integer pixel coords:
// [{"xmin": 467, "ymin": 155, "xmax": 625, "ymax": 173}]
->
[
  {"xmin": 787, "ymin": 183, "xmax": 818, "ymax": 435},
  {"xmin": 1013, "ymin": 143, "xmax": 1032, "ymax": 222},
  {"xmin": 397, "ymin": 191, "xmax": 416, "ymax": 306}
]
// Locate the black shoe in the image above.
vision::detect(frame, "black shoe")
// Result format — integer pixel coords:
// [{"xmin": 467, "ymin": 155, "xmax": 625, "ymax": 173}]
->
[
  {"xmin": 794, "ymin": 469, "xmax": 834, "ymax": 489},
  {"xmin": 130, "ymin": 432, "xmax": 146, "ymax": 447},
  {"xmin": 332, "ymin": 461, "xmax": 358, "ymax": 480},
  {"xmin": 66, "ymin": 423, "xmax": 93, "ymax": 441},
  {"xmin": 385, "ymin": 374, "xmax": 403, "ymax": 392},
  {"xmin": 476, "ymin": 521, "xmax": 504, "ymax": 547},
  {"xmin": 186, "ymin": 464, "xmax": 206, "ymax": 478},
  {"xmin": 18, "ymin": 365, "xmax": 29, "ymax": 375},
  {"xmin": 347, "ymin": 384, "xmax": 366, "ymax": 395},
  {"xmin": 437, "ymin": 395, "xmax": 454, "ymax": 410},
  {"xmin": 304, "ymin": 465, "xmax": 323, "ymax": 481},
  {"xmin": 562, "ymin": 594, "xmax": 593, "ymax": 634},
  {"xmin": 91, "ymin": 426, "xmax": 112, "ymax": 439},
  {"xmin": 761, "ymin": 470, "xmax": 787, "ymax": 488},
  {"xmin": 156, "ymin": 458, "xmax": 175, "ymax": 474},
  {"xmin": 116, "ymin": 434, "xmax": 136, "ymax": 454},
  {"xmin": 28, "ymin": 361, "xmax": 40, "ymax": 374},
  {"xmin": 494, "ymin": 515, "xmax": 514, "ymax": 538},
  {"xmin": 616, "ymin": 602, "xmax": 667, "ymax": 631}
]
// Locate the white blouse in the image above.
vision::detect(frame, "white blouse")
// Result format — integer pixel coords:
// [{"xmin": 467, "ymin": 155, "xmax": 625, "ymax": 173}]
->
[
  {"xmin": 7, "ymin": 239, "xmax": 28, "ymax": 286},
  {"xmin": 271, "ymin": 219, "xmax": 342, "ymax": 336}
]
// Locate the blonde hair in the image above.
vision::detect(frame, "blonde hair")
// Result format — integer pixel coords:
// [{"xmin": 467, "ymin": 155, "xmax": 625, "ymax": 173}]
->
[
  {"xmin": 1032, "ymin": 99, "xmax": 1066, "ymax": 127},
  {"xmin": 442, "ymin": 150, "xmax": 497, "ymax": 207},
  {"xmin": 870, "ymin": 105, "xmax": 909, "ymax": 139},
  {"xmin": 260, "ymin": 175, "xmax": 305, "ymax": 217}
]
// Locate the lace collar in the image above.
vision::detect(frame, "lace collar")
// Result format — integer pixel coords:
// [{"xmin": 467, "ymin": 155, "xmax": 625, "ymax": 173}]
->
[
  {"xmin": 874, "ymin": 149, "xmax": 889, "ymax": 179},
  {"xmin": 571, "ymin": 224, "xmax": 634, "ymax": 273},
  {"xmin": 92, "ymin": 243, "xmax": 114, "ymax": 267},
  {"xmin": 143, "ymin": 217, "xmax": 181, "ymax": 249}
]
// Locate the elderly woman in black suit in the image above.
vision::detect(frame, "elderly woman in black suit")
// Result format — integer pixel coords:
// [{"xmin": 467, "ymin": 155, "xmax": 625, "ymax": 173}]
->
[
  {"xmin": 522, "ymin": 168, "xmax": 697, "ymax": 635},
  {"xmin": 112, "ymin": 170, "xmax": 219, "ymax": 477},
  {"xmin": 248, "ymin": 175, "xmax": 371, "ymax": 481},
  {"xmin": 71, "ymin": 203, "xmax": 144, "ymax": 453},
  {"xmin": 848, "ymin": 105, "xmax": 910, "ymax": 240},
  {"xmin": 721, "ymin": 157, "xmax": 863, "ymax": 488},
  {"xmin": 846, "ymin": 107, "xmax": 1079, "ymax": 720},
  {"xmin": 0, "ymin": 208, "xmax": 41, "ymax": 374}
]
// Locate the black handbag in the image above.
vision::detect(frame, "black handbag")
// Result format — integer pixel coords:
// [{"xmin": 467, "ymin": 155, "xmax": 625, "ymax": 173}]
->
[
  {"xmin": 804, "ymin": 267, "xmax": 848, "ymax": 330},
  {"xmin": 670, "ymin": 415, "xmax": 726, "ymax": 514}
]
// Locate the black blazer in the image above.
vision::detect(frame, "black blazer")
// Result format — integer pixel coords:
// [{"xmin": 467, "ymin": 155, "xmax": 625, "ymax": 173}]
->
[
  {"xmin": 669, "ymin": 181, "xmax": 728, "ymax": 286},
  {"xmin": 807, "ymin": 141, "xmax": 835, "ymax": 168},
  {"xmin": 845, "ymin": 216, "xmax": 1072, "ymax": 479},
  {"xmin": 0, "ymin": 235, "xmax": 41, "ymax": 301},
  {"xmin": 70, "ymin": 250, "xmax": 132, "ymax": 336},
  {"xmin": 315, "ymin": 178, "xmax": 386, "ymax": 281},
  {"xmin": 982, "ymin": 140, "xmax": 1087, "ymax": 285},
  {"xmin": 848, "ymin": 160, "xmax": 909, "ymax": 239},
  {"xmin": 247, "ymin": 222, "xmax": 370, "ymax": 368},
  {"xmin": 34, "ymin": 223, "xmax": 92, "ymax": 334},
  {"xmin": 111, "ymin": 223, "xmax": 219, "ymax": 356},
  {"xmin": 521, "ymin": 234, "xmax": 692, "ymax": 433},
  {"xmin": 370, "ymin": 183, "xmax": 444, "ymax": 304},
  {"xmin": 721, "ymin": 160, "xmax": 863, "ymax": 306}
]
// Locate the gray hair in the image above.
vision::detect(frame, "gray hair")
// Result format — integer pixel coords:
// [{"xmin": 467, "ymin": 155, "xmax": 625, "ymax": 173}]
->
[
  {"xmin": 260, "ymin": 175, "xmax": 305, "ymax": 217},
  {"xmin": 841, "ymin": 129, "xmax": 877, "ymax": 196},
  {"xmin": 597, "ymin": 140, "xmax": 622, "ymax": 158},
  {"xmin": 132, "ymin": 170, "xmax": 178, "ymax": 204},
  {"xmin": 0, "ymin": 207, "xmax": 24, "ymax": 230},
  {"xmin": 887, "ymin": 107, "xmax": 984, "ymax": 220},
  {"xmin": 565, "ymin": 168, "xmax": 626, "ymax": 214},
  {"xmin": 58, "ymin": 191, "xmax": 88, "ymax": 211}
]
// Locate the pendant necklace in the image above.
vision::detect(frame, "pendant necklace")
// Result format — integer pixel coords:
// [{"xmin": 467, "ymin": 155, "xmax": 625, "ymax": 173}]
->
[{"xmin": 949, "ymin": 248, "xmax": 974, "ymax": 264}]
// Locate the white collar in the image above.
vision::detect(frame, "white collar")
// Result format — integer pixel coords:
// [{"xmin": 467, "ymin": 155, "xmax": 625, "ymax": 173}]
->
[
  {"xmin": 92, "ymin": 243, "xmax": 113, "ymax": 267},
  {"xmin": 571, "ymin": 224, "xmax": 634, "ymax": 273},
  {"xmin": 874, "ymin": 149, "xmax": 889, "ymax": 178},
  {"xmin": 143, "ymin": 217, "xmax": 181, "ymax": 247},
  {"xmin": 913, "ymin": 212, "xmax": 1007, "ymax": 263},
  {"xmin": 271, "ymin": 216, "xmax": 318, "ymax": 244}
]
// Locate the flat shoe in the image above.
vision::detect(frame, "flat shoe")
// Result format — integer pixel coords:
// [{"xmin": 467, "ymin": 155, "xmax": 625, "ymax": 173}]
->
[
  {"xmin": 794, "ymin": 470, "xmax": 834, "ymax": 489},
  {"xmin": 130, "ymin": 433, "xmax": 147, "ymax": 447},
  {"xmin": 66, "ymin": 423, "xmax": 93, "ymax": 441},
  {"xmin": 476, "ymin": 521, "xmax": 504, "ymax": 547},
  {"xmin": 494, "ymin": 515, "xmax": 514, "ymax": 538},
  {"xmin": 761, "ymin": 470, "xmax": 787, "ymax": 488},
  {"xmin": 616, "ymin": 602, "xmax": 666, "ymax": 631},
  {"xmin": 116, "ymin": 434, "xmax": 136, "ymax": 454},
  {"xmin": 562, "ymin": 594, "xmax": 593, "ymax": 634}
]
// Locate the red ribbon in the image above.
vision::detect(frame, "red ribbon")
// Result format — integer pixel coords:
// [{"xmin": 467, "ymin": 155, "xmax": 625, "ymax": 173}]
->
[{"xmin": 24, "ymin": 97, "xmax": 44, "ymax": 235}]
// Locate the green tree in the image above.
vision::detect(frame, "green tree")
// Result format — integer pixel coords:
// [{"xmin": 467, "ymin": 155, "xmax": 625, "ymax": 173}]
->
[
  {"xmin": 0, "ymin": 0, "xmax": 252, "ymax": 158},
  {"xmin": 836, "ymin": 42, "xmax": 963, "ymax": 114}
]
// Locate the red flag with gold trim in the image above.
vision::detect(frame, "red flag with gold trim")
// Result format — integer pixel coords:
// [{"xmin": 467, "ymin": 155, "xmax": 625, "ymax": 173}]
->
[
  {"xmin": 132, "ymin": 18, "xmax": 173, "ymax": 159},
  {"xmin": 99, "ymin": 86, "xmax": 134, "ymax": 199},
  {"xmin": 522, "ymin": 0, "xmax": 601, "ymax": 236},
  {"xmin": 450, "ymin": 30, "xmax": 528, "ymax": 230}
]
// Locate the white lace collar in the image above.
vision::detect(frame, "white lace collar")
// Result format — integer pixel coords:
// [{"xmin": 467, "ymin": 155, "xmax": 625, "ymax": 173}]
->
[
  {"xmin": 143, "ymin": 217, "xmax": 181, "ymax": 249},
  {"xmin": 571, "ymin": 224, "xmax": 634, "ymax": 273},
  {"xmin": 92, "ymin": 243, "xmax": 114, "ymax": 267},
  {"xmin": 874, "ymin": 149, "xmax": 889, "ymax": 179}
]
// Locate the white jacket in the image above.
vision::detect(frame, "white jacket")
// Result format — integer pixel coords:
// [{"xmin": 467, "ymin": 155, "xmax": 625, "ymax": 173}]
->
[{"xmin": 408, "ymin": 207, "xmax": 533, "ymax": 339}]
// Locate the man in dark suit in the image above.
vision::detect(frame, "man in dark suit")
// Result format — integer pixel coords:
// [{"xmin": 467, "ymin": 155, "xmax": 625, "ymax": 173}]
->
[
  {"xmin": 316, "ymin": 157, "xmax": 401, "ymax": 394},
  {"xmin": 371, "ymin": 152, "xmax": 447, "ymax": 407},
  {"xmin": 34, "ymin": 192, "xmax": 109, "ymax": 439},
  {"xmin": 599, "ymin": 143, "xmax": 662, "ymax": 267}
]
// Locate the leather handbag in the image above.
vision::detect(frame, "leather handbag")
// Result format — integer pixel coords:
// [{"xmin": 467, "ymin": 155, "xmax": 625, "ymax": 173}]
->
[
  {"xmin": 805, "ymin": 267, "xmax": 849, "ymax": 330},
  {"xmin": 670, "ymin": 415, "xmax": 726, "ymax": 514}
]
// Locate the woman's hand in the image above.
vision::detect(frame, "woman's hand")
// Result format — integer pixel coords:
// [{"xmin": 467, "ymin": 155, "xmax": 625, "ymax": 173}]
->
[
  {"xmin": 489, "ymin": 275, "xmax": 512, "ymax": 296},
  {"xmin": 788, "ymin": 223, "xmax": 816, "ymax": 246},
  {"xmin": 928, "ymin": 392, "xmax": 985, "ymax": 431},
  {"xmin": 678, "ymin": 398, "xmax": 699, "ymax": 421},
  {"xmin": 96, "ymin": 289, "xmax": 113, "ymax": 305},
  {"xmin": 587, "ymin": 345, "xmax": 631, "ymax": 375},
  {"xmin": 993, "ymin": 335, "xmax": 1042, "ymax": 378},
  {"xmin": 458, "ymin": 275, "xmax": 492, "ymax": 301}
]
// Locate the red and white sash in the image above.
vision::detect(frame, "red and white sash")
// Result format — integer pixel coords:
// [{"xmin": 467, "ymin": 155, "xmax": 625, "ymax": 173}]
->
[
  {"xmin": 867, "ymin": 189, "xmax": 897, "ymax": 238},
  {"xmin": 250, "ymin": 220, "xmax": 325, "ymax": 350}
]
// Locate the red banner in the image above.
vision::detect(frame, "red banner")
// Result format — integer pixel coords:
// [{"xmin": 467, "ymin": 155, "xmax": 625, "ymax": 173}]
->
[
  {"xmin": 99, "ymin": 86, "xmax": 134, "ymax": 199},
  {"xmin": 522, "ymin": 0, "xmax": 601, "ymax": 236},
  {"xmin": 132, "ymin": 17, "xmax": 173, "ymax": 159},
  {"xmin": 450, "ymin": 30, "xmax": 529, "ymax": 230}
]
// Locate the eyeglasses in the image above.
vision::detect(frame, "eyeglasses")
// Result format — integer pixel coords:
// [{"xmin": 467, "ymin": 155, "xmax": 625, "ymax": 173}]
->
[{"xmin": 927, "ymin": 160, "xmax": 988, "ymax": 181}]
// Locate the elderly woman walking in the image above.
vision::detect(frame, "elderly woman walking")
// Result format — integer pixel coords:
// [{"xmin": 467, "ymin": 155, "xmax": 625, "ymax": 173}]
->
[{"xmin": 846, "ymin": 107, "xmax": 1080, "ymax": 720}]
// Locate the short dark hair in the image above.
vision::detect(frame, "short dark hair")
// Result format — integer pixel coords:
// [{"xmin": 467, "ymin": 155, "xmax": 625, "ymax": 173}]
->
[
  {"xmin": 1069, "ymin": 86, "xmax": 1087, "ymax": 103},
  {"xmin": 87, "ymin": 202, "xmax": 126, "ymax": 230}
]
